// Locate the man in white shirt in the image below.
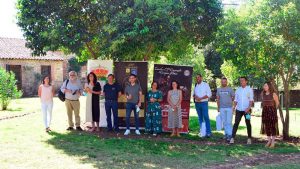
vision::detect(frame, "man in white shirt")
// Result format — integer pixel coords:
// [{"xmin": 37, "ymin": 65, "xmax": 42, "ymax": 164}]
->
[
  {"xmin": 230, "ymin": 77, "xmax": 254, "ymax": 144},
  {"xmin": 193, "ymin": 74, "xmax": 212, "ymax": 137}
]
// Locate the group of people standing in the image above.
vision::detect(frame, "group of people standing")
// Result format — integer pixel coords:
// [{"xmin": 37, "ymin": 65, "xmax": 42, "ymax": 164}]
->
[
  {"xmin": 38, "ymin": 71, "xmax": 280, "ymax": 147},
  {"xmin": 215, "ymin": 76, "xmax": 279, "ymax": 147}
]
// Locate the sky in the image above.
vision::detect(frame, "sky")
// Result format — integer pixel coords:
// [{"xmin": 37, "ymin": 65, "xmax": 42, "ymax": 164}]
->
[
  {"xmin": 0, "ymin": 0, "xmax": 23, "ymax": 38},
  {"xmin": 0, "ymin": 0, "xmax": 245, "ymax": 39}
]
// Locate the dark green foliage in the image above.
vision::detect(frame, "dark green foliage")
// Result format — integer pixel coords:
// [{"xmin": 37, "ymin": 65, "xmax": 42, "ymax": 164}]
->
[{"xmin": 17, "ymin": 0, "xmax": 223, "ymax": 61}]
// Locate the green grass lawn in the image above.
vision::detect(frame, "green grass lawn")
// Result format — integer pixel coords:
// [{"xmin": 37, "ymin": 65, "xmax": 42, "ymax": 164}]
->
[{"xmin": 1, "ymin": 97, "xmax": 300, "ymax": 169}]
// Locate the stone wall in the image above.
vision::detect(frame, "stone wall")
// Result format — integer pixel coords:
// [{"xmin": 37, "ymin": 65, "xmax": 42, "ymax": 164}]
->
[{"xmin": 0, "ymin": 59, "xmax": 64, "ymax": 96}]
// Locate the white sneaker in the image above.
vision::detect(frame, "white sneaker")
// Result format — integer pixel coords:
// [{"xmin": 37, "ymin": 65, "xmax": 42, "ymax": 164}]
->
[
  {"xmin": 135, "ymin": 130, "xmax": 141, "ymax": 135},
  {"xmin": 247, "ymin": 138, "xmax": 252, "ymax": 145},
  {"xmin": 198, "ymin": 132, "xmax": 205, "ymax": 138},
  {"xmin": 230, "ymin": 138, "xmax": 234, "ymax": 144},
  {"xmin": 124, "ymin": 129, "xmax": 130, "ymax": 136}
]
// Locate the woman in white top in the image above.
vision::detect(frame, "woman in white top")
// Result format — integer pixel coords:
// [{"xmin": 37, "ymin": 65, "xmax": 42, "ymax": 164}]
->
[{"xmin": 38, "ymin": 76, "xmax": 55, "ymax": 132}]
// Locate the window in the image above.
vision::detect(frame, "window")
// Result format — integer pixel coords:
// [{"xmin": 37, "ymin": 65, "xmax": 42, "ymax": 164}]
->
[{"xmin": 41, "ymin": 65, "xmax": 51, "ymax": 79}]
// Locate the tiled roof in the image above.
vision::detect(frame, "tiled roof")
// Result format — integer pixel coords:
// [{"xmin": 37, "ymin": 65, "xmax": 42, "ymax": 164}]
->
[{"xmin": 0, "ymin": 37, "xmax": 66, "ymax": 61}]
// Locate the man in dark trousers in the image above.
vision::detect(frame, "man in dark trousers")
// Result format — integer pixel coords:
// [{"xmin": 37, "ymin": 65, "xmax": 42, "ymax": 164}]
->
[
  {"xmin": 103, "ymin": 74, "xmax": 121, "ymax": 132},
  {"xmin": 124, "ymin": 74, "xmax": 143, "ymax": 136}
]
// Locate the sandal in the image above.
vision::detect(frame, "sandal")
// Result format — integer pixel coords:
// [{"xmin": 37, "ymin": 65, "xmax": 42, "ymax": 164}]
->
[
  {"xmin": 269, "ymin": 142, "xmax": 275, "ymax": 148},
  {"xmin": 89, "ymin": 127, "xmax": 96, "ymax": 132},
  {"xmin": 265, "ymin": 142, "xmax": 271, "ymax": 148}
]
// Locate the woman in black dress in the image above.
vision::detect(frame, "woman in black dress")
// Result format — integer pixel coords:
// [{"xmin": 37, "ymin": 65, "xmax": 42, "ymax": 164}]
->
[{"xmin": 85, "ymin": 72, "xmax": 101, "ymax": 132}]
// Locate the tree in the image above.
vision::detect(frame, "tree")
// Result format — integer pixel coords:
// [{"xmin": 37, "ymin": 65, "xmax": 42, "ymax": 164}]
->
[
  {"xmin": 220, "ymin": 60, "xmax": 240, "ymax": 87},
  {"xmin": 17, "ymin": 0, "xmax": 222, "ymax": 61},
  {"xmin": 0, "ymin": 68, "xmax": 23, "ymax": 110},
  {"xmin": 203, "ymin": 43, "xmax": 223, "ymax": 78},
  {"xmin": 17, "ymin": 0, "xmax": 131, "ymax": 59},
  {"xmin": 215, "ymin": 0, "xmax": 300, "ymax": 139},
  {"xmin": 68, "ymin": 58, "xmax": 87, "ymax": 73}
]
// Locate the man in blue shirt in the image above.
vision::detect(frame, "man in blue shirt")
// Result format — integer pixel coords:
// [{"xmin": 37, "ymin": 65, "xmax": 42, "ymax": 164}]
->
[{"xmin": 103, "ymin": 74, "xmax": 121, "ymax": 132}]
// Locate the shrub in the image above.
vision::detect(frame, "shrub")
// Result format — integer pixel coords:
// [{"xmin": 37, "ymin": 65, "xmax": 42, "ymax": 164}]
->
[{"xmin": 0, "ymin": 67, "xmax": 23, "ymax": 110}]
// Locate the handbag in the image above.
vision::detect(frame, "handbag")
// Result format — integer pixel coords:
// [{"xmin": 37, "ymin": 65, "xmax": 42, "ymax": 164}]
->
[{"xmin": 58, "ymin": 80, "xmax": 69, "ymax": 102}]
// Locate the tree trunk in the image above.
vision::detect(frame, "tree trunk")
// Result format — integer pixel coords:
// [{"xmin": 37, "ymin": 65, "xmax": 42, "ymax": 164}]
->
[
  {"xmin": 278, "ymin": 65, "xmax": 293, "ymax": 140},
  {"xmin": 85, "ymin": 42, "xmax": 98, "ymax": 59},
  {"xmin": 143, "ymin": 55, "xmax": 148, "ymax": 61},
  {"xmin": 272, "ymin": 77, "xmax": 289, "ymax": 140},
  {"xmin": 143, "ymin": 43, "xmax": 154, "ymax": 61},
  {"xmin": 1, "ymin": 100, "xmax": 8, "ymax": 110},
  {"xmin": 282, "ymin": 84, "xmax": 290, "ymax": 140},
  {"xmin": 272, "ymin": 80, "xmax": 285, "ymax": 125}
]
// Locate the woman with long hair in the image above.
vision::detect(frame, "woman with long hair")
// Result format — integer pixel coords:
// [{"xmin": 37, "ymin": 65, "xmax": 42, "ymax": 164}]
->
[
  {"xmin": 38, "ymin": 76, "xmax": 55, "ymax": 132},
  {"xmin": 261, "ymin": 82, "xmax": 280, "ymax": 148},
  {"xmin": 167, "ymin": 80, "xmax": 183, "ymax": 137},
  {"xmin": 85, "ymin": 72, "xmax": 101, "ymax": 132}
]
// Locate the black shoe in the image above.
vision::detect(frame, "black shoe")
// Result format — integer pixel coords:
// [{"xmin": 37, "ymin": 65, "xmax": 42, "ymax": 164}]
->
[
  {"xmin": 67, "ymin": 127, "xmax": 74, "ymax": 130},
  {"xmin": 206, "ymin": 134, "xmax": 212, "ymax": 138},
  {"xmin": 107, "ymin": 128, "xmax": 113, "ymax": 132},
  {"xmin": 76, "ymin": 127, "xmax": 83, "ymax": 131},
  {"xmin": 114, "ymin": 128, "xmax": 120, "ymax": 132}
]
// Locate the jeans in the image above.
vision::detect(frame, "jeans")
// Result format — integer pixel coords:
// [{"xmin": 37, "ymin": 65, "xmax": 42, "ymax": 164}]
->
[
  {"xmin": 126, "ymin": 102, "xmax": 139, "ymax": 130},
  {"xmin": 195, "ymin": 102, "xmax": 211, "ymax": 135},
  {"xmin": 41, "ymin": 102, "xmax": 53, "ymax": 128},
  {"xmin": 232, "ymin": 110, "xmax": 252, "ymax": 138},
  {"xmin": 220, "ymin": 107, "xmax": 233, "ymax": 137},
  {"xmin": 105, "ymin": 100, "xmax": 119, "ymax": 130}
]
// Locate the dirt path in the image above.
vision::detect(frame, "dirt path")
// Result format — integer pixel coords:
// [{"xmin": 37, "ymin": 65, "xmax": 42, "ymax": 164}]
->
[
  {"xmin": 0, "ymin": 112, "xmax": 36, "ymax": 121},
  {"xmin": 204, "ymin": 152, "xmax": 300, "ymax": 169}
]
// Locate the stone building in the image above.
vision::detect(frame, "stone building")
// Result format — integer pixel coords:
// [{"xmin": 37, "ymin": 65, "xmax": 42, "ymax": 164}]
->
[{"xmin": 0, "ymin": 37, "xmax": 69, "ymax": 96}]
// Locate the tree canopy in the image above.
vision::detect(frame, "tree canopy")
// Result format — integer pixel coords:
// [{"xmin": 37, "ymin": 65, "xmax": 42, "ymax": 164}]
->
[{"xmin": 17, "ymin": 0, "xmax": 223, "ymax": 61}]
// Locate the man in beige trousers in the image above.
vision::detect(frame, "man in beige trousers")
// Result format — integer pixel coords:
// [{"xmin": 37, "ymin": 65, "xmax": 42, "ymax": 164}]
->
[{"xmin": 60, "ymin": 71, "xmax": 83, "ymax": 131}]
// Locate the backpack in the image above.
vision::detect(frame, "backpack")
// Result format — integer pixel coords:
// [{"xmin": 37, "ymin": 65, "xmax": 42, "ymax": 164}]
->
[{"xmin": 58, "ymin": 80, "xmax": 69, "ymax": 102}]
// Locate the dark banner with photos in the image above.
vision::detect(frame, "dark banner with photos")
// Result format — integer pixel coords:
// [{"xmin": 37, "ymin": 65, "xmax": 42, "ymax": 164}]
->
[
  {"xmin": 153, "ymin": 64, "xmax": 193, "ymax": 133},
  {"xmin": 114, "ymin": 61, "xmax": 148, "ymax": 128}
]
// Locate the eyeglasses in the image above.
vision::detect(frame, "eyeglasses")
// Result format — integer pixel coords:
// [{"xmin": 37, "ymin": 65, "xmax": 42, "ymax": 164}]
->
[{"xmin": 69, "ymin": 75, "xmax": 76, "ymax": 77}]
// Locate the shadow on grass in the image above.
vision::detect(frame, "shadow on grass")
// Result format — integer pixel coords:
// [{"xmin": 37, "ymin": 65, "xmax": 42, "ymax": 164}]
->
[
  {"xmin": 45, "ymin": 131, "xmax": 229, "ymax": 168},
  {"xmin": 46, "ymin": 130, "xmax": 300, "ymax": 169}
]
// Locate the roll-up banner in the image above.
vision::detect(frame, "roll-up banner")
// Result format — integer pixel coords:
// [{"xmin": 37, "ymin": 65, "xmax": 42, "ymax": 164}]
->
[
  {"xmin": 153, "ymin": 64, "xmax": 193, "ymax": 133},
  {"xmin": 114, "ymin": 61, "xmax": 148, "ymax": 128},
  {"xmin": 87, "ymin": 60, "xmax": 113, "ymax": 127}
]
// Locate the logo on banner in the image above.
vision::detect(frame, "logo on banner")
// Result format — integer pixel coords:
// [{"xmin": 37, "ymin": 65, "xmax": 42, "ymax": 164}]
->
[
  {"xmin": 91, "ymin": 66, "xmax": 109, "ymax": 80},
  {"xmin": 184, "ymin": 70, "xmax": 190, "ymax": 76}
]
